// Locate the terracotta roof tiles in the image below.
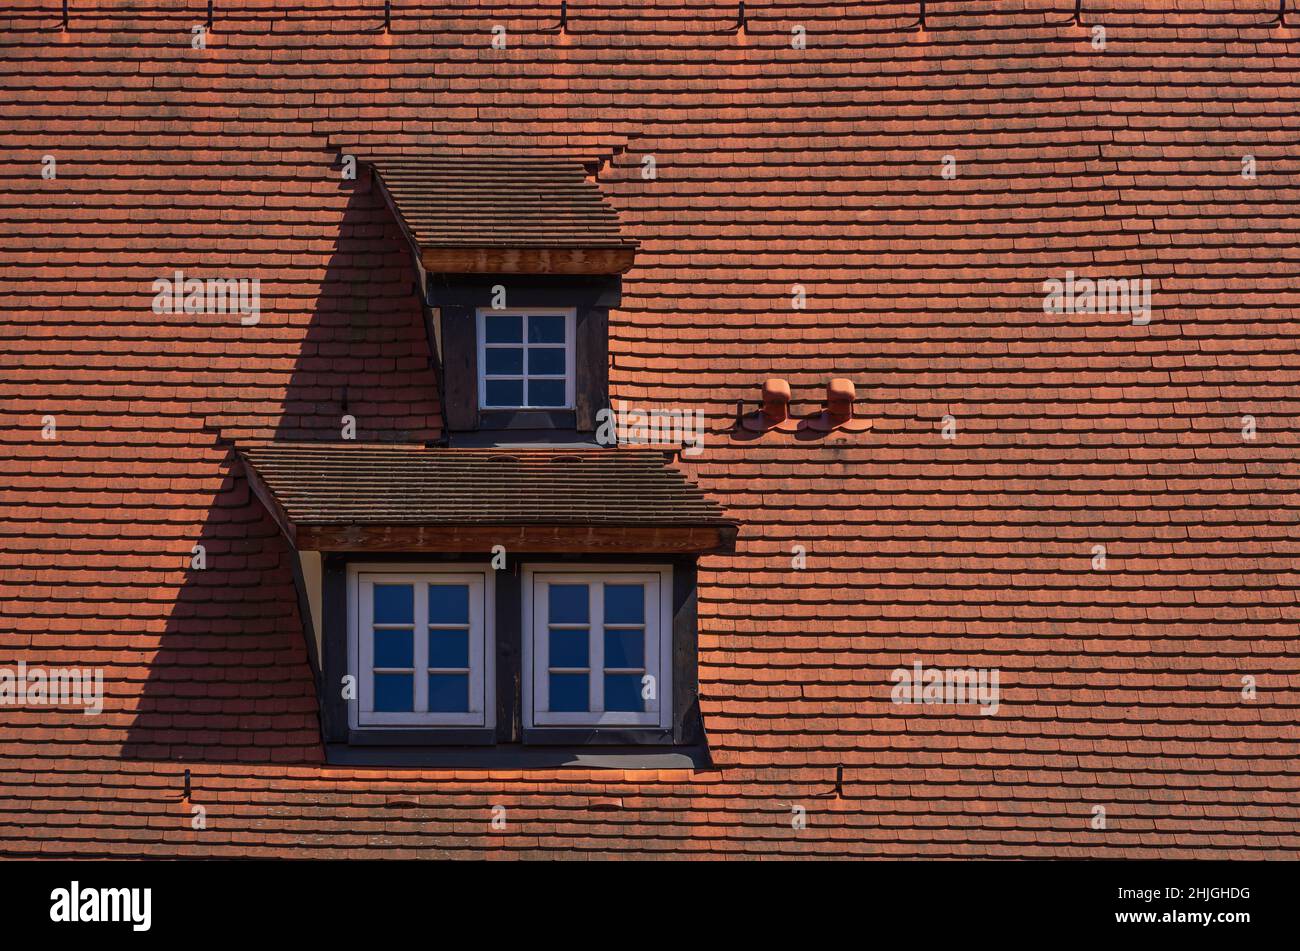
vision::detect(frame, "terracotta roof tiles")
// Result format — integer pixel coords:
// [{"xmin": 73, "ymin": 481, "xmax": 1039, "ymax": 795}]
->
[
  {"xmin": 241, "ymin": 444, "xmax": 733, "ymax": 527},
  {"xmin": 371, "ymin": 155, "xmax": 636, "ymax": 251},
  {"xmin": 0, "ymin": 0, "xmax": 1298, "ymax": 858}
]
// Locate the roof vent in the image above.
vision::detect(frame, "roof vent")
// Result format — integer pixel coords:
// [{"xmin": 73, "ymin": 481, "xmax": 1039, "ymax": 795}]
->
[
  {"xmin": 742, "ymin": 378, "xmax": 797, "ymax": 432},
  {"xmin": 805, "ymin": 378, "xmax": 872, "ymax": 433}
]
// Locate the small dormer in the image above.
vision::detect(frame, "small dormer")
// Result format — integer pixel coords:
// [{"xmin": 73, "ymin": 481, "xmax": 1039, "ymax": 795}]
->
[{"xmin": 369, "ymin": 154, "xmax": 638, "ymax": 443}]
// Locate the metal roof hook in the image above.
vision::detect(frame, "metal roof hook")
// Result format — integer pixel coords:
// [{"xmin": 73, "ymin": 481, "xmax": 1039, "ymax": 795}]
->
[
  {"xmin": 730, "ymin": 0, "xmax": 746, "ymax": 33},
  {"xmin": 542, "ymin": 0, "xmax": 568, "ymax": 35}
]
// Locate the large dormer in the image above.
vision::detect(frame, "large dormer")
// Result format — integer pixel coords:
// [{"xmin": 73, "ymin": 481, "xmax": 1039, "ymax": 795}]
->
[{"xmin": 239, "ymin": 151, "xmax": 734, "ymax": 767}]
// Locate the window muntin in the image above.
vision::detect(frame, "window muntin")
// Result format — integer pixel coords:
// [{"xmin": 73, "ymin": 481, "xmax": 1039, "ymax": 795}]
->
[
  {"xmin": 476, "ymin": 308, "xmax": 576, "ymax": 410},
  {"xmin": 349, "ymin": 568, "xmax": 494, "ymax": 729},
  {"xmin": 524, "ymin": 567, "xmax": 672, "ymax": 729}
]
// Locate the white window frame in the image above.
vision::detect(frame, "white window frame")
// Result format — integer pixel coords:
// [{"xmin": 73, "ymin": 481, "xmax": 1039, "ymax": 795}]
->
[
  {"xmin": 347, "ymin": 563, "xmax": 495, "ymax": 729},
  {"xmin": 475, "ymin": 307, "xmax": 577, "ymax": 411},
  {"xmin": 523, "ymin": 564, "xmax": 672, "ymax": 729}
]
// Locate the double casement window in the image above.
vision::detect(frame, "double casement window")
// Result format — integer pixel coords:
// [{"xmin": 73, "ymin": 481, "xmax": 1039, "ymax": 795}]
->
[
  {"xmin": 476, "ymin": 308, "xmax": 576, "ymax": 410},
  {"xmin": 345, "ymin": 563, "xmax": 672, "ymax": 735},
  {"xmin": 524, "ymin": 568, "xmax": 671, "ymax": 729},
  {"xmin": 349, "ymin": 568, "xmax": 494, "ymax": 729}
]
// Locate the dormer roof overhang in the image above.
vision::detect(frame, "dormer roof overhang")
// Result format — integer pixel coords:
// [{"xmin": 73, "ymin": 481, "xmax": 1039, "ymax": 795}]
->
[
  {"xmin": 368, "ymin": 154, "xmax": 640, "ymax": 276},
  {"xmin": 240, "ymin": 444, "xmax": 737, "ymax": 555}
]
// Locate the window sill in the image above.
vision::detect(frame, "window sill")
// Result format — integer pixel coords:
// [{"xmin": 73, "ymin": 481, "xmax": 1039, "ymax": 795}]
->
[
  {"xmin": 346, "ymin": 727, "xmax": 496, "ymax": 746},
  {"xmin": 521, "ymin": 727, "xmax": 674, "ymax": 746},
  {"xmin": 325, "ymin": 743, "xmax": 709, "ymax": 770},
  {"xmin": 476, "ymin": 409, "xmax": 576, "ymax": 431}
]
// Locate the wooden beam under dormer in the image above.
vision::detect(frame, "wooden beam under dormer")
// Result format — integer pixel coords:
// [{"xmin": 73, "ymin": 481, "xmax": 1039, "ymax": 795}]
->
[
  {"xmin": 294, "ymin": 522, "xmax": 737, "ymax": 555},
  {"xmin": 419, "ymin": 245, "xmax": 638, "ymax": 275}
]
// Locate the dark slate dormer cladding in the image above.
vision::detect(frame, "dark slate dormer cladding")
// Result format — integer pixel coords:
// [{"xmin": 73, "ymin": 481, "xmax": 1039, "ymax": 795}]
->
[{"xmin": 431, "ymin": 274, "xmax": 620, "ymax": 435}]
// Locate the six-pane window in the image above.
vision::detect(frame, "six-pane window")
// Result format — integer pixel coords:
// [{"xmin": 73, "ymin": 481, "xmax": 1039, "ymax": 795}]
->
[
  {"xmin": 351, "ymin": 570, "xmax": 492, "ymax": 728},
  {"xmin": 477, "ymin": 309, "xmax": 575, "ymax": 410},
  {"xmin": 526, "ymin": 568, "xmax": 671, "ymax": 729}
]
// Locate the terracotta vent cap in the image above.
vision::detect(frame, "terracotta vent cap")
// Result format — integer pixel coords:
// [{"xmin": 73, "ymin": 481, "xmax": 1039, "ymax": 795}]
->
[
  {"xmin": 742, "ymin": 377, "xmax": 797, "ymax": 432},
  {"xmin": 805, "ymin": 378, "xmax": 872, "ymax": 433}
]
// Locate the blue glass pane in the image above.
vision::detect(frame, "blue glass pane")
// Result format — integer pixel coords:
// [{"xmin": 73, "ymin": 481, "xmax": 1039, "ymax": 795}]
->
[
  {"xmin": 550, "ymin": 672, "xmax": 588, "ymax": 712},
  {"xmin": 428, "ymin": 629, "xmax": 469, "ymax": 668},
  {"xmin": 373, "ymin": 584, "xmax": 413, "ymax": 624},
  {"xmin": 428, "ymin": 584, "xmax": 469, "ymax": 624},
  {"xmin": 529, "ymin": 348, "xmax": 565, "ymax": 376},
  {"xmin": 374, "ymin": 673, "xmax": 413, "ymax": 712},
  {"xmin": 485, "ymin": 347, "xmax": 523, "ymax": 375},
  {"xmin": 528, "ymin": 315, "xmax": 566, "ymax": 343},
  {"xmin": 550, "ymin": 629, "xmax": 588, "ymax": 668},
  {"xmin": 485, "ymin": 314, "xmax": 522, "ymax": 343},
  {"xmin": 605, "ymin": 673, "xmax": 644, "ymax": 712},
  {"xmin": 374, "ymin": 629, "xmax": 413, "ymax": 668},
  {"xmin": 604, "ymin": 584, "xmax": 645, "ymax": 625},
  {"xmin": 485, "ymin": 378, "xmax": 524, "ymax": 407},
  {"xmin": 528, "ymin": 379, "xmax": 566, "ymax": 407},
  {"xmin": 548, "ymin": 584, "xmax": 588, "ymax": 624},
  {"xmin": 428, "ymin": 673, "xmax": 469, "ymax": 712},
  {"xmin": 604, "ymin": 629, "xmax": 643, "ymax": 669}
]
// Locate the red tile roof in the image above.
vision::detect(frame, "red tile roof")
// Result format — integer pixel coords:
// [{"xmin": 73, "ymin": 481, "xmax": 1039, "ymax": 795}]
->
[{"xmin": 2, "ymin": 0, "xmax": 1299, "ymax": 858}]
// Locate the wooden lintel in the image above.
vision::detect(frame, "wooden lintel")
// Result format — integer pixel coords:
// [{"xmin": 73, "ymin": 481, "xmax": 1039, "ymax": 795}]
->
[
  {"xmin": 420, "ymin": 245, "xmax": 637, "ymax": 275},
  {"xmin": 294, "ymin": 523, "xmax": 735, "ymax": 555}
]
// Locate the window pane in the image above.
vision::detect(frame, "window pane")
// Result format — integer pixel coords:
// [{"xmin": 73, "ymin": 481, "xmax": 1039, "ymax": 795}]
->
[
  {"xmin": 374, "ymin": 673, "xmax": 413, "ymax": 712},
  {"xmin": 550, "ymin": 672, "xmax": 588, "ymax": 712},
  {"xmin": 428, "ymin": 630, "xmax": 469, "ymax": 668},
  {"xmin": 485, "ymin": 347, "xmax": 523, "ymax": 375},
  {"xmin": 374, "ymin": 629, "xmax": 413, "ymax": 668},
  {"xmin": 485, "ymin": 314, "xmax": 522, "ymax": 343},
  {"xmin": 548, "ymin": 584, "xmax": 589, "ymax": 624},
  {"xmin": 604, "ymin": 629, "xmax": 643, "ymax": 669},
  {"xmin": 605, "ymin": 673, "xmax": 644, "ymax": 712},
  {"xmin": 529, "ymin": 347, "xmax": 565, "ymax": 376},
  {"xmin": 428, "ymin": 584, "xmax": 469, "ymax": 625},
  {"xmin": 527, "ymin": 379, "xmax": 566, "ymax": 407},
  {"xmin": 485, "ymin": 378, "xmax": 524, "ymax": 407},
  {"xmin": 550, "ymin": 629, "xmax": 588, "ymax": 668},
  {"xmin": 528, "ymin": 314, "xmax": 566, "ymax": 343},
  {"xmin": 428, "ymin": 673, "xmax": 469, "ymax": 713},
  {"xmin": 373, "ymin": 584, "xmax": 413, "ymax": 624},
  {"xmin": 604, "ymin": 584, "xmax": 645, "ymax": 625}
]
